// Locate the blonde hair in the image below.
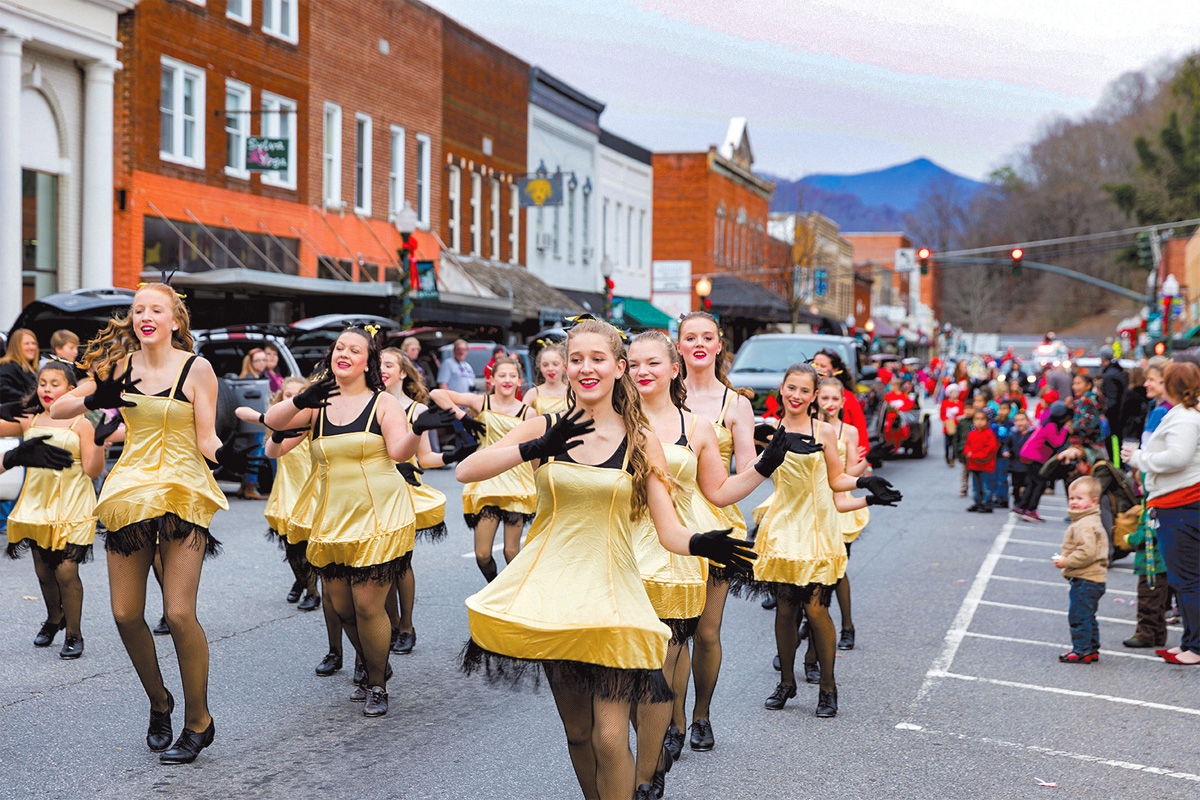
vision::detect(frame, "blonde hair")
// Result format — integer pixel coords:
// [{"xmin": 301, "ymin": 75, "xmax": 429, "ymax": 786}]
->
[
  {"xmin": 50, "ymin": 329, "xmax": 79, "ymax": 351},
  {"xmin": 535, "ymin": 341, "xmax": 567, "ymax": 386},
  {"xmin": 630, "ymin": 330, "xmax": 688, "ymax": 411},
  {"xmin": 1069, "ymin": 475, "xmax": 1101, "ymax": 499},
  {"xmin": 400, "ymin": 336, "xmax": 421, "ymax": 352},
  {"xmin": 381, "ymin": 347, "xmax": 429, "ymax": 404},
  {"xmin": 567, "ymin": 319, "xmax": 672, "ymax": 521},
  {"xmin": 79, "ymin": 284, "xmax": 194, "ymax": 379},
  {"xmin": 677, "ymin": 311, "xmax": 752, "ymax": 399},
  {"xmin": 0, "ymin": 328, "xmax": 38, "ymax": 373},
  {"xmin": 271, "ymin": 376, "xmax": 308, "ymax": 404}
]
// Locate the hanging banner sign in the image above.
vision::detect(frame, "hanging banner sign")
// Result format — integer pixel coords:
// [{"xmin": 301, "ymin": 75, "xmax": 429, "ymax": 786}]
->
[
  {"xmin": 518, "ymin": 173, "xmax": 563, "ymax": 207},
  {"xmin": 413, "ymin": 260, "xmax": 439, "ymax": 301},
  {"xmin": 246, "ymin": 137, "xmax": 289, "ymax": 171}
]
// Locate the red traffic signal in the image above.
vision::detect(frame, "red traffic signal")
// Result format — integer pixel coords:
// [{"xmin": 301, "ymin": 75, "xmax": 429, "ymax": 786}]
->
[
  {"xmin": 1010, "ymin": 248, "xmax": 1023, "ymax": 261},
  {"xmin": 916, "ymin": 248, "xmax": 931, "ymax": 260}
]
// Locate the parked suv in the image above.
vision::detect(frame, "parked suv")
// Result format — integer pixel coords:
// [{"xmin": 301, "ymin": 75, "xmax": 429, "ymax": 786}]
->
[
  {"xmin": 289, "ymin": 314, "xmax": 402, "ymax": 375},
  {"xmin": 10, "ymin": 288, "xmax": 136, "ymax": 354},
  {"xmin": 728, "ymin": 333, "xmax": 863, "ymax": 419}
]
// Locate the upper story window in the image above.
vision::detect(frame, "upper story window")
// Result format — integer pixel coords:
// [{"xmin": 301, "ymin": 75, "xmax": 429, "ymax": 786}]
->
[
  {"xmin": 388, "ymin": 126, "xmax": 405, "ymax": 221},
  {"xmin": 447, "ymin": 164, "xmax": 461, "ymax": 252},
  {"xmin": 224, "ymin": 80, "xmax": 251, "ymax": 178},
  {"xmin": 489, "ymin": 179, "xmax": 500, "ymax": 260},
  {"xmin": 227, "ymin": 0, "xmax": 251, "ymax": 24},
  {"xmin": 322, "ymin": 102, "xmax": 342, "ymax": 206},
  {"xmin": 262, "ymin": 0, "xmax": 298, "ymax": 44},
  {"xmin": 470, "ymin": 172, "xmax": 482, "ymax": 256},
  {"xmin": 260, "ymin": 91, "xmax": 296, "ymax": 190},
  {"xmin": 354, "ymin": 113, "xmax": 372, "ymax": 214},
  {"xmin": 415, "ymin": 134, "xmax": 431, "ymax": 228},
  {"xmin": 508, "ymin": 184, "xmax": 519, "ymax": 264},
  {"xmin": 160, "ymin": 56, "xmax": 205, "ymax": 169}
]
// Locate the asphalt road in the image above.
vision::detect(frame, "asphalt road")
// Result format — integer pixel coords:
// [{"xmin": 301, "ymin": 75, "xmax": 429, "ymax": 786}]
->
[{"xmin": 2, "ymin": 427, "xmax": 1198, "ymax": 799}]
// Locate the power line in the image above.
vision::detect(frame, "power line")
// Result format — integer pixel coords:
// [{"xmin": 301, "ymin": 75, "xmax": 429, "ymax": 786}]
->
[{"xmin": 939, "ymin": 217, "xmax": 1200, "ymax": 258}]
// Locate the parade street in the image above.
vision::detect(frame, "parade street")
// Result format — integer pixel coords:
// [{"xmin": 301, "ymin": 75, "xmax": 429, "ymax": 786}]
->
[{"xmin": 2, "ymin": 430, "xmax": 1198, "ymax": 800}]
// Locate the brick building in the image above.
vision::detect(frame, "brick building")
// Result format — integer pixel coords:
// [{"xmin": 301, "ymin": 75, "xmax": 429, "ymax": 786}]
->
[
  {"xmin": 651, "ymin": 118, "xmax": 790, "ymax": 338},
  {"xmin": 768, "ymin": 211, "xmax": 855, "ymax": 332}
]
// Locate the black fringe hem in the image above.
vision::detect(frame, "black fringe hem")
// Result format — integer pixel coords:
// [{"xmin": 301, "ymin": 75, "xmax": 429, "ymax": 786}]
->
[
  {"xmin": 266, "ymin": 528, "xmax": 288, "ymax": 550},
  {"xmin": 708, "ymin": 564, "xmax": 736, "ymax": 585},
  {"xmin": 662, "ymin": 617, "xmax": 699, "ymax": 645},
  {"xmin": 459, "ymin": 639, "xmax": 674, "ymax": 704},
  {"xmin": 104, "ymin": 514, "xmax": 222, "ymax": 559},
  {"xmin": 313, "ymin": 550, "xmax": 412, "ymax": 585},
  {"xmin": 415, "ymin": 522, "xmax": 448, "ymax": 543},
  {"xmin": 463, "ymin": 506, "xmax": 535, "ymax": 529},
  {"xmin": 727, "ymin": 575, "xmax": 835, "ymax": 607},
  {"xmin": 5, "ymin": 540, "xmax": 93, "ymax": 566}
]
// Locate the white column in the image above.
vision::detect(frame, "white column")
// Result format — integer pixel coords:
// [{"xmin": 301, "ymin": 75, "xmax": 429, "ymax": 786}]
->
[
  {"xmin": 0, "ymin": 33, "xmax": 24, "ymax": 328},
  {"xmin": 81, "ymin": 60, "xmax": 116, "ymax": 290}
]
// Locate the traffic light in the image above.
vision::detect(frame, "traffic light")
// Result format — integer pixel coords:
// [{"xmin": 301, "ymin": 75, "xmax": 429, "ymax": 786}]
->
[
  {"xmin": 701, "ymin": 296, "xmax": 712, "ymax": 312},
  {"xmin": 1154, "ymin": 341, "xmax": 1166, "ymax": 356},
  {"xmin": 917, "ymin": 248, "xmax": 931, "ymax": 276},
  {"xmin": 1136, "ymin": 231, "xmax": 1154, "ymax": 270},
  {"xmin": 1010, "ymin": 248, "xmax": 1023, "ymax": 277}
]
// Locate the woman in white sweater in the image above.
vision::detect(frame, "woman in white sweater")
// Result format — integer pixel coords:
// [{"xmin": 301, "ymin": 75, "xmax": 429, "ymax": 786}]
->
[{"xmin": 1122, "ymin": 361, "xmax": 1200, "ymax": 665}]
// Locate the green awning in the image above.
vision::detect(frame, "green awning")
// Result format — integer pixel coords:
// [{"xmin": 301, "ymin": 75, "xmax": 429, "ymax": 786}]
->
[{"xmin": 615, "ymin": 296, "xmax": 674, "ymax": 330}]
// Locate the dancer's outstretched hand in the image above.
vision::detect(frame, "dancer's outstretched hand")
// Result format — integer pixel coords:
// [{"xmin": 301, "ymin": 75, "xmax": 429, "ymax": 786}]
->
[
  {"xmin": 84, "ymin": 372, "xmax": 139, "ymax": 411},
  {"xmin": 412, "ymin": 406, "xmax": 457, "ymax": 434},
  {"xmin": 396, "ymin": 462, "xmax": 423, "ymax": 486},
  {"xmin": 214, "ymin": 434, "xmax": 257, "ymax": 473},
  {"xmin": 270, "ymin": 426, "xmax": 309, "ymax": 444},
  {"xmin": 459, "ymin": 415, "xmax": 487, "ymax": 438},
  {"xmin": 93, "ymin": 414, "xmax": 123, "ymax": 446},
  {"xmin": 866, "ymin": 493, "xmax": 901, "ymax": 507},
  {"xmin": 3, "ymin": 436, "xmax": 73, "ymax": 471},
  {"xmin": 753, "ymin": 427, "xmax": 789, "ymax": 477},
  {"xmin": 689, "ymin": 529, "xmax": 756, "ymax": 573},
  {"xmin": 439, "ymin": 438, "xmax": 478, "ymax": 465},
  {"xmin": 518, "ymin": 407, "xmax": 594, "ymax": 462},
  {"xmin": 789, "ymin": 436, "xmax": 824, "ymax": 456},
  {"xmin": 292, "ymin": 377, "xmax": 340, "ymax": 410},
  {"xmin": 857, "ymin": 475, "xmax": 896, "ymax": 496}
]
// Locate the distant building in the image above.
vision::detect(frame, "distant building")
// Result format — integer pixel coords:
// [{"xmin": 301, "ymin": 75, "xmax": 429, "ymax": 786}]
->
[
  {"xmin": 0, "ymin": 0, "xmax": 136, "ymax": 327},
  {"xmin": 768, "ymin": 211, "xmax": 855, "ymax": 332},
  {"xmin": 595, "ymin": 129, "xmax": 653, "ymax": 302}
]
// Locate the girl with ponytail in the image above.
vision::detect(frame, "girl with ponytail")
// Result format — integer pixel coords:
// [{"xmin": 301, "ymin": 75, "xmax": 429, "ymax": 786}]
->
[{"xmin": 455, "ymin": 318, "xmax": 754, "ymax": 800}]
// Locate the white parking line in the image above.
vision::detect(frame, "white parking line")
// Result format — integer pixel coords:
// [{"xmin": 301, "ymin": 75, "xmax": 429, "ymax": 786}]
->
[
  {"xmin": 961, "ymin": 631, "xmax": 1161, "ymax": 661},
  {"xmin": 929, "ymin": 671, "xmax": 1200, "ymax": 717},
  {"xmin": 990, "ymin": 575, "xmax": 1138, "ymax": 597},
  {"xmin": 976, "ymin": 599, "xmax": 1136, "ymax": 626},
  {"xmin": 895, "ymin": 723, "xmax": 1200, "ymax": 782},
  {"xmin": 1007, "ymin": 537, "xmax": 1059, "ymax": 547}
]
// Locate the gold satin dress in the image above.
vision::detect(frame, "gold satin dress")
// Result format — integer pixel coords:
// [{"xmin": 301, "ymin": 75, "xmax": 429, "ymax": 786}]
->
[
  {"xmin": 633, "ymin": 415, "xmax": 711, "ymax": 642},
  {"xmin": 699, "ymin": 390, "xmax": 746, "ymax": 579},
  {"xmin": 462, "ymin": 439, "xmax": 672, "ymax": 702},
  {"xmin": 835, "ymin": 430, "xmax": 869, "ymax": 544},
  {"xmin": 405, "ymin": 401, "xmax": 447, "ymax": 541},
  {"xmin": 739, "ymin": 430, "xmax": 846, "ymax": 605},
  {"xmin": 306, "ymin": 393, "xmax": 416, "ymax": 581},
  {"xmin": 264, "ymin": 433, "xmax": 312, "ymax": 541},
  {"xmin": 462, "ymin": 397, "xmax": 536, "ymax": 528},
  {"xmin": 6, "ymin": 418, "xmax": 97, "ymax": 562},
  {"xmin": 532, "ymin": 393, "xmax": 568, "ymax": 416},
  {"xmin": 97, "ymin": 355, "xmax": 228, "ymax": 556}
]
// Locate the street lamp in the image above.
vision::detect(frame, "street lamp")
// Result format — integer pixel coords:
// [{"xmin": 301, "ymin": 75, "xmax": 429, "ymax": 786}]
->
[
  {"xmin": 395, "ymin": 201, "xmax": 420, "ymax": 328},
  {"xmin": 695, "ymin": 277, "xmax": 712, "ymax": 312},
  {"xmin": 1162, "ymin": 273, "xmax": 1180, "ymax": 349}
]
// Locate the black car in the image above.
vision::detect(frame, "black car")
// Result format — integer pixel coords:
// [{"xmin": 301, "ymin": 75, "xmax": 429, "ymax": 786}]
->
[
  {"xmin": 10, "ymin": 288, "xmax": 136, "ymax": 353},
  {"xmin": 288, "ymin": 314, "xmax": 402, "ymax": 375}
]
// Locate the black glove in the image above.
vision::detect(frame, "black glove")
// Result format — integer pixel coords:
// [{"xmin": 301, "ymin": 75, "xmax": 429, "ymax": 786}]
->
[
  {"xmin": 754, "ymin": 422, "xmax": 777, "ymax": 441},
  {"xmin": 459, "ymin": 414, "xmax": 487, "ymax": 438},
  {"xmin": 688, "ymin": 529, "xmax": 756, "ymax": 573},
  {"xmin": 754, "ymin": 427, "xmax": 789, "ymax": 477},
  {"xmin": 790, "ymin": 436, "xmax": 825, "ymax": 455},
  {"xmin": 857, "ymin": 475, "xmax": 895, "ymax": 496},
  {"xmin": 866, "ymin": 494, "xmax": 901, "ymax": 507},
  {"xmin": 270, "ymin": 427, "xmax": 308, "ymax": 444},
  {"xmin": 93, "ymin": 413, "xmax": 123, "ymax": 446},
  {"xmin": 3, "ymin": 435, "xmax": 73, "ymax": 471},
  {"xmin": 214, "ymin": 435, "xmax": 258, "ymax": 473},
  {"xmin": 84, "ymin": 372, "xmax": 139, "ymax": 411},
  {"xmin": 396, "ymin": 462, "xmax": 423, "ymax": 486},
  {"xmin": 439, "ymin": 438, "xmax": 478, "ymax": 465},
  {"xmin": 518, "ymin": 407, "xmax": 595, "ymax": 462},
  {"xmin": 0, "ymin": 400, "xmax": 27, "ymax": 422},
  {"xmin": 292, "ymin": 377, "xmax": 340, "ymax": 410},
  {"xmin": 412, "ymin": 406, "xmax": 458, "ymax": 434}
]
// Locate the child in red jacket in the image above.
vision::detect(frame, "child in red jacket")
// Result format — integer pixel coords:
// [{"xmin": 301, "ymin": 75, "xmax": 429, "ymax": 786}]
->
[{"xmin": 964, "ymin": 409, "xmax": 999, "ymax": 513}]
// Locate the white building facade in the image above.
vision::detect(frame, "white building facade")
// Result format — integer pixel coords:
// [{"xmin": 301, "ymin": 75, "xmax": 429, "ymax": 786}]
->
[
  {"xmin": 595, "ymin": 129, "xmax": 652, "ymax": 301},
  {"xmin": 0, "ymin": 0, "xmax": 134, "ymax": 328},
  {"xmin": 525, "ymin": 67, "xmax": 604, "ymax": 306}
]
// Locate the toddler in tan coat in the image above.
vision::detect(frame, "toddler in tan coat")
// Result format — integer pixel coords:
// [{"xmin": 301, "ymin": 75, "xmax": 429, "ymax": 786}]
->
[{"xmin": 1052, "ymin": 476, "xmax": 1108, "ymax": 663}]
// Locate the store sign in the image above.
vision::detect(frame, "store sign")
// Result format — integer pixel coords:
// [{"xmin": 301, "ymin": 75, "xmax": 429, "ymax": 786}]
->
[
  {"xmin": 413, "ymin": 260, "xmax": 439, "ymax": 301},
  {"xmin": 652, "ymin": 260, "xmax": 691, "ymax": 292},
  {"xmin": 518, "ymin": 173, "xmax": 563, "ymax": 207},
  {"xmin": 246, "ymin": 137, "xmax": 288, "ymax": 171}
]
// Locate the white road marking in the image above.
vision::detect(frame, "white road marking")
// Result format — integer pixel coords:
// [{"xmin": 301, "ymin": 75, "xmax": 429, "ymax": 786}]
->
[
  {"xmin": 1006, "ymin": 537, "xmax": 1060, "ymax": 547},
  {"xmin": 929, "ymin": 671, "xmax": 1200, "ymax": 717},
  {"xmin": 990, "ymin": 575, "xmax": 1138, "ymax": 597},
  {"xmin": 960, "ymin": 631, "xmax": 1161, "ymax": 661},
  {"xmin": 913, "ymin": 509, "xmax": 1018, "ymax": 703},
  {"xmin": 976, "ymin": 599, "xmax": 1136, "ymax": 625},
  {"xmin": 895, "ymin": 723, "xmax": 1200, "ymax": 782}
]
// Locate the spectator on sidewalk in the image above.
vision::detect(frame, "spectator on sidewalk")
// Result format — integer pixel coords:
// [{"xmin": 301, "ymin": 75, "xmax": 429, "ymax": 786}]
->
[
  {"xmin": 1053, "ymin": 476, "xmax": 1108, "ymax": 664},
  {"xmin": 1123, "ymin": 513, "xmax": 1170, "ymax": 649},
  {"xmin": 1015, "ymin": 401, "xmax": 1072, "ymax": 522},
  {"xmin": 438, "ymin": 339, "xmax": 476, "ymax": 393},
  {"xmin": 1005, "ymin": 410, "xmax": 1034, "ymax": 509},
  {"xmin": 964, "ymin": 409, "xmax": 999, "ymax": 513},
  {"xmin": 1099, "ymin": 346, "xmax": 1128, "ymax": 453}
]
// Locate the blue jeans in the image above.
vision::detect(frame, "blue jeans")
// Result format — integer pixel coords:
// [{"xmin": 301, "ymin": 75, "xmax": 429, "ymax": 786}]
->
[
  {"xmin": 1156, "ymin": 504, "xmax": 1200, "ymax": 654},
  {"xmin": 1068, "ymin": 577, "xmax": 1106, "ymax": 655},
  {"xmin": 970, "ymin": 470, "xmax": 988, "ymax": 506},
  {"xmin": 988, "ymin": 459, "xmax": 1009, "ymax": 504}
]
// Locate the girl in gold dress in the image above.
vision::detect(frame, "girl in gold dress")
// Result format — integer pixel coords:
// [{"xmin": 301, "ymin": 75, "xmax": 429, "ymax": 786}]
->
[
  {"xmin": 736, "ymin": 364, "xmax": 900, "ymax": 718},
  {"xmin": 816, "ymin": 377, "xmax": 869, "ymax": 651},
  {"xmin": 54, "ymin": 283, "xmax": 245, "ymax": 763},
  {"xmin": 428, "ymin": 357, "xmax": 534, "ymax": 582},
  {"xmin": 380, "ymin": 348, "xmax": 477, "ymax": 656},
  {"xmin": 264, "ymin": 328, "xmax": 453, "ymax": 717},
  {"xmin": 522, "ymin": 341, "xmax": 570, "ymax": 415},
  {"xmin": 456, "ymin": 318, "xmax": 755, "ymax": 800},
  {"xmin": 3, "ymin": 362, "xmax": 103, "ymax": 659},
  {"xmin": 674, "ymin": 311, "xmax": 756, "ymax": 751},
  {"xmin": 626, "ymin": 331, "xmax": 785, "ymax": 797}
]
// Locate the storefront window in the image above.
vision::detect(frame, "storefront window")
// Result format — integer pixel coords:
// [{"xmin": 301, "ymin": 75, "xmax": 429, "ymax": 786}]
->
[
  {"xmin": 22, "ymin": 169, "xmax": 58, "ymax": 303},
  {"xmin": 142, "ymin": 215, "xmax": 299, "ymax": 275}
]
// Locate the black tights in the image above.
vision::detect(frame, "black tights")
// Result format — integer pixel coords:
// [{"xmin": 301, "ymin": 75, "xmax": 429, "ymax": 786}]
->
[
  {"xmin": 779, "ymin": 593, "xmax": 836, "ymax": 692},
  {"xmin": 285, "ymin": 541, "xmax": 317, "ymax": 597},
  {"xmin": 108, "ymin": 536, "xmax": 211, "ymax": 730},
  {"xmin": 31, "ymin": 549, "xmax": 83, "ymax": 638},
  {"xmin": 1023, "ymin": 466, "xmax": 1049, "ymax": 511},
  {"xmin": 549, "ymin": 674, "xmax": 635, "ymax": 800},
  {"xmin": 320, "ymin": 576, "xmax": 343, "ymax": 655},
  {"xmin": 632, "ymin": 643, "xmax": 684, "ymax": 786},
  {"xmin": 691, "ymin": 577, "xmax": 730, "ymax": 722},
  {"xmin": 323, "ymin": 577, "xmax": 391, "ymax": 687}
]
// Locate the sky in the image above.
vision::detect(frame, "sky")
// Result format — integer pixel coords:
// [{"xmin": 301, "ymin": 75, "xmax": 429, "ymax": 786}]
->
[{"xmin": 428, "ymin": 0, "xmax": 1200, "ymax": 182}]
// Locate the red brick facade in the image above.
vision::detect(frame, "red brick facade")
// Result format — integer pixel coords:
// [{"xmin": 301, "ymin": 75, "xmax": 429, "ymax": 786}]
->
[{"xmin": 441, "ymin": 18, "xmax": 528, "ymax": 265}]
